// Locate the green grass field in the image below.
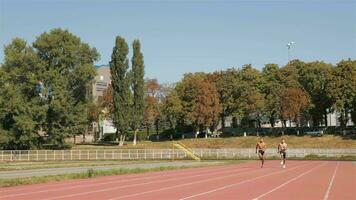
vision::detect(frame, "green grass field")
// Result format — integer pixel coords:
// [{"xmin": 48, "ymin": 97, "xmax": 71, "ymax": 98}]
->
[
  {"xmin": 0, "ymin": 160, "xmax": 167, "ymax": 171},
  {"xmin": 73, "ymin": 135, "xmax": 356, "ymax": 149}
]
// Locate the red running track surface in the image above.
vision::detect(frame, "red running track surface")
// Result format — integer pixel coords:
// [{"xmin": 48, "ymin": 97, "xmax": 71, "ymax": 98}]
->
[{"xmin": 0, "ymin": 161, "xmax": 354, "ymax": 200}]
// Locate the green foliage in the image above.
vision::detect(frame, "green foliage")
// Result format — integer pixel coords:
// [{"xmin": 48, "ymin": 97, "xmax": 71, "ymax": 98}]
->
[
  {"xmin": 0, "ymin": 29, "xmax": 99, "ymax": 149},
  {"xmin": 131, "ymin": 40, "xmax": 145, "ymax": 144},
  {"xmin": 298, "ymin": 61, "xmax": 333, "ymax": 126},
  {"xmin": 131, "ymin": 40, "xmax": 145, "ymax": 128},
  {"xmin": 110, "ymin": 36, "xmax": 132, "ymax": 144},
  {"xmin": 210, "ymin": 68, "xmax": 240, "ymax": 130},
  {"xmin": 326, "ymin": 59, "xmax": 356, "ymax": 126},
  {"xmin": 262, "ymin": 64, "xmax": 283, "ymax": 127}
]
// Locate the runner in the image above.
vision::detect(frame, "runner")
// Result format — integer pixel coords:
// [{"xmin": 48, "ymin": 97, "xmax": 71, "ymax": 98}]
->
[
  {"xmin": 278, "ymin": 138, "xmax": 287, "ymax": 168},
  {"xmin": 255, "ymin": 137, "xmax": 267, "ymax": 168}
]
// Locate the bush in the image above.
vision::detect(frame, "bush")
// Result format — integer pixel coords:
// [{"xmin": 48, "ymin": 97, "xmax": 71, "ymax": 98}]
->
[{"xmin": 103, "ymin": 133, "xmax": 116, "ymax": 142}]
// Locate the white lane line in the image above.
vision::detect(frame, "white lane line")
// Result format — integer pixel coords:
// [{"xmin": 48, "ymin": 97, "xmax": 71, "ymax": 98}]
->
[
  {"xmin": 251, "ymin": 162, "xmax": 328, "ymax": 200},
  {"xmin": 110, "ymin": 162, "xmax": 308, "ymax": 200},
  {"xmin": 178, "ymin": 162, "xmax": 318, "ymax": 200},
  {"xmin": 323, "ymin": 162, "xmax": 340, "ymax": 200},
  {"xmin": 40, "ymin": 165, "xmax": 255, "ymax": 200},
  {"xmin": 0, "ymin": 163, "xmax": 238, "ymax": 198}
]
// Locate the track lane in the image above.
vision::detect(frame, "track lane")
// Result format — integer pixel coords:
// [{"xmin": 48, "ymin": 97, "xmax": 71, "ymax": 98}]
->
[
  {"xmin": 39, "ymin": 163, "xmax": 260, "ymax": 200},
  {"xmin": 0, "ymin": 162, "xmax": 246, "ymax": 198},
  {"xmin": 252, "ymin": 161, "xmax": 331, "ymax": 200},
  {"xmin": 327, "ymin": 162, "xmax": 356, "ymax": 200},
  {"xmin": 3, "ymin": 162, "xmax": 257, "ymax": 200},
  {"xmin": 1, "ymin": 161, "xmax": 353, "ymax": 200},
  {"xmin": 177, "ymin": 161, "xmax": 317, "ymax": 200}
]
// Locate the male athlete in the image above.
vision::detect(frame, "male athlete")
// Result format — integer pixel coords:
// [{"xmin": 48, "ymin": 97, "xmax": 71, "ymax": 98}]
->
[
  {"xmin": 255, "ymin": 137, "xmax": 267, "ymax": 168},
  {"xmin": 278, "ymin": 138, "xmax": 287, "ymax": 168}
]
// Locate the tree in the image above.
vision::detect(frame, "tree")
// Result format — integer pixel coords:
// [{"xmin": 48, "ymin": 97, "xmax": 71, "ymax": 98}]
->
[
  {"xmin": 280, "ymin": 88, "xmax": 311, "ymax": 127},
  {"xmin": 326, "ymin": 59, "xmax": 356, "ymax": 127},
  {"xmin": 176, "ymin": 73, "xmax": 222, "ymax": 136},
  {"xmin": 143, "ymin": 79, "xmax": 161, "ymax": 139},
  {"xmin": 131, "ymin": 40, "xmax": 145, "ymax": 146},
  {"xmin": 110, "ymin": 36, "xmax": 131, "ymax": 146},
  {"xmin": 262, "ymin": 64, "xmax": 283, "ymax": 127},
  {"xmin": 209, "ymin": 68, "xmax": 239, "ymax": 131},
  {"xmin": 237, "ymin": 64, "xmax": 265, "ymax": 127},
  {"xmin": 298, "ymin": 61, "xmax": 333, "ymax": 126},
  {"xmin": 0, "ymin": 38, "xmax": 45, "ymax": 149},
  {"xmin": 162, "ymin": 89, "xmax": 183, "ymax": 134},
  {"xmin": 33, "ymin": 29, "xmax": 99, "ymax": 148},
  {"xmin": 278, "ymin": 60, "xmax": 304, "ymax": 88}
]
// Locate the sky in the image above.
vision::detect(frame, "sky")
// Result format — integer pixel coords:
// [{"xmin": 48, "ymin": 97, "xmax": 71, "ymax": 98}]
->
[{"xmin": 0, "ymin": 0, "xmax": 355, "ymax": 83}]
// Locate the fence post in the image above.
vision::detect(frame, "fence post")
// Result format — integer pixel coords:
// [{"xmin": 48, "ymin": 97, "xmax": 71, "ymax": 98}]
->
[
  {"xmin": 161, "ymin": 150, "xmax": 163, "ymax": 159},
  {"xmin": 28, "ymin": 150, "xmax": 30, "ymax": 161},
  {"xmin": 36, "ymin": 150, "xmax": 39, "ymax": 161},
  {"xmin": 1, "ymin": 151, "xmax": 3, "ymax": 161},
  {"xmin": 88, "ymin": 150, "xmax": 90, "ymax": 160},
  {"xmin": 70, "ymin": 150, "xmax": 72, "ymax": 160},
  {"xmin": 248, "ymin": 149, "xmax": 251, "ymax": 159},
  {"xmin": 137, "ymin": 149, "xmax": 139, "ymax": 159},
  {"xmin": 19, "ymin": 150, "xmax": 22, "ymax": 161},
  {"xmin": 96, "ymin": 150, "xmax": 98, "ymax": 160},
  {"xmin": 112, "ymin": 150, "xmax": 114, "ymax": 160},
  {"xmin": 144, "ymin": 149, "xmax": 147, "ymax": 160},
  {"xmin": 104, "ymin": 150, "xmax": 106, "ymax": 160},
  {"xmin": 62, "ymin": 150, "xmax": 64, "ymax": 160},
  {"xmin": 153, "ymin": 149, "xmax": 155, "ymax": 159},
  {"xmin": 128, "ymin": 149, "xmax": 131, "ymax": 160},
  {"xmin": 54, "ymin": 150, "xmax": 56, "ymax": 161}
]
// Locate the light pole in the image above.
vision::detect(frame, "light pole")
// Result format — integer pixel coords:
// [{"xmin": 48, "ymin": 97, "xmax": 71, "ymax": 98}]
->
[{"xmin": 286, "ymin": 41, "xmax": 295, "ymax": 62}]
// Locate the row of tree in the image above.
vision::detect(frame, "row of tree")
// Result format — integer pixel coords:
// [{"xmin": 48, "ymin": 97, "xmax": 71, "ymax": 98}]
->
[
  {"xmin": 1, "ymin": 28, "xmax": 355, "ymax": 149},
  {"xmin": 100, "ymin": 59, "xmax": 355, "ymax": 141}
]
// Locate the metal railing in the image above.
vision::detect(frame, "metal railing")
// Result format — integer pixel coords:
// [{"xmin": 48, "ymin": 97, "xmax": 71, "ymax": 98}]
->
[{"xmin": 0, "ymin": 148, "xmax": 354, "ymax": 161}]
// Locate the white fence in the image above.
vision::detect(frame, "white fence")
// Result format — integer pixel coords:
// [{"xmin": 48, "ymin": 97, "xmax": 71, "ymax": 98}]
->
[
  {"xmin": 190, "ymin": 148, "xmax": 356, "ymax": 159},
  {"xmin": 0, "ymin": 148, "xmax": 355, "ymax": 162}
]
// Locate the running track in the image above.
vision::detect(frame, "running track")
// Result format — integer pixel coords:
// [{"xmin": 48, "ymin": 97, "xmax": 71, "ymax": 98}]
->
[{"xmin": 0, "ymin": 161, "xmax": 354, "ymax": 200}]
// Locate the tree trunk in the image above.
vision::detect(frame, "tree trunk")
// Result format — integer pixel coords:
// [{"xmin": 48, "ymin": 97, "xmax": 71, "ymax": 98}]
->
[
  {"xmin": 119, "ymin": 133, "xmax": 125, "ymax": 146},
  {"xmin": 282, "ymin": 120, "xmax": 287, "ymax": 128},
  {"xmin": 146, "ymin": 125, "xmax": 150, "ymax": 140},
  {"xmin": 115, "ymin": 130, "xmax": 119, "ymax": 142},
  {"xmin": 221, "ymin": 115, "xmax": 225, "ymax": 131},
  {"xmin": 324, "ymin": 109, "xmax": 328, "ymax": 127},
  {"xmin": 339, "ymin": 110, "xmax": 347, "ymax": 128},
  {"xmin": 73, "ymin": 135, "xmax": 76, "ymax": 144},
  {"xmin": 269, "ymin": 117, "xmax": 275, "ymax": 128},
  {"xmin": 133, "ymin": 129, "xmax": 138, "ymax": 146}
]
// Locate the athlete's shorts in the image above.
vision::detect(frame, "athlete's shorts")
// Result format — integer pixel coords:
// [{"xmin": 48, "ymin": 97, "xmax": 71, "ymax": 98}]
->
[
  {"xmin": 258, "ymin": 150, "xmax": 265, "ymax": 156},
  {"xmin": 280, "ymin": 151, "xmax": 286, "ymax": 159}
]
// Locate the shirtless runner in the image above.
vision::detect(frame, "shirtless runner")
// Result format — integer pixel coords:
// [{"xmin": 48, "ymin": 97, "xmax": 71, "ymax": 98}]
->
[
  {"xmin": 255, "ymin": 138, "xmax": 267, "ymax": 168},
  {"xmin": 278, "ymin": 138, "xmax": 287, "ymax": 168}
]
